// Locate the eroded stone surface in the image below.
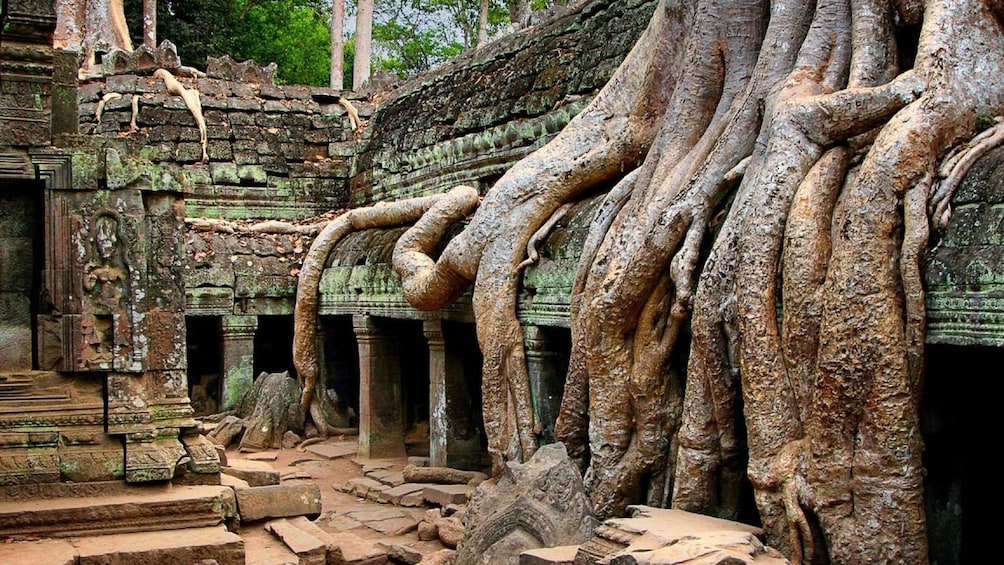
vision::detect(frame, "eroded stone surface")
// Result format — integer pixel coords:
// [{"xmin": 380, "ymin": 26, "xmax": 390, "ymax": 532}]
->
[{"xmin": 456, "ymin": 443, "xmax": 596, "ymax": 565}]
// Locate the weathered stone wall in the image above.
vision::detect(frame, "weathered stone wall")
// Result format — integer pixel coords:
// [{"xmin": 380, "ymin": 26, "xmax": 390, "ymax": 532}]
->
[
  {"xmin": 351, "ymin": 0, "xmax": 658, "ymax": 206},
  {"xmin": 167, "ymin": 0, "xmax": 655, "ymax": 319},
  {"xmin": 925, "ymin": 145, "xmax": 1004, "ymax": 347},
  {"xmin": 74, "ymin": 74, "xmax": 365, "ymax": 220}
]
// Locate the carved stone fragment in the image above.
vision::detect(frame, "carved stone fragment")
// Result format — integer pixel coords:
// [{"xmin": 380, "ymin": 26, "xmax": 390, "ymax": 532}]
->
[{"xmin": 456, "ymin": 442, "xmax": 596, "ymax": 565}]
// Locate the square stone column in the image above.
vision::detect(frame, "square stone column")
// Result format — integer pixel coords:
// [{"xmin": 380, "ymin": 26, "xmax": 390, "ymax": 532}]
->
[
  {"xmin": 524, "ymin": 325, "xmax": 565, "ymax": 445},
  {"xmin": 354, "ymin": 315, "xmax": 406, "ymax": 458},
  {"xmin": 221, "ymin": 315, "xmax": 257, "ymax": 410},
  {"xmin": 424, "ymin": 319, "xmax": 483, "ymax": 469}
]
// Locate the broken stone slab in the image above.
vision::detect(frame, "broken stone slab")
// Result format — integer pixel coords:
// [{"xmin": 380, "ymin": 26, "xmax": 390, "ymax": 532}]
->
[
  {"xmin": 519, "ymin": 546, "xmax": 579, "ymax": 565},
  {"xmin": 608, "ymin": 530, "xmax": 788, "ymax": 564},
  {"xmin": 356, "ymin": 459, "xmax": 396, "ymax": 473},
  {"xmin": 403, "ymin": 465, "xmax": 487, "ymax": 486},
  {"xmin": 346, "ymin": 507, "xmax": 409, "ymax": 522},
  {"xmin": 592, "ymin": 507, "xmax": 782, "ymax": 565},
  {"xmin": 379, "ymin": 542, "xmax": 422, "ymax": 564},
  {"xmin": 348, "ymin": 476, "xmax": 389, "ymax": 499},
  {"xmin": 307, "ymin": 441, "xmax": 359, "ymax": 460},
  {"xmin": 235, "ymin": 483, "xmax": 322, "ymax": 522},
  {"xmin": 373, "ymin": 482, "xmax": 437, "ymax": 506},
  {"xmin": 367, "ymin": 469, "xmax": 405, "ymax": 487},
  {"xmin": 423, "ymin": 484, "xmax": 473, "ymax": 507},
  {"xmin": 206, "ymin": 415, "xmax": 245, "ymax": 447},
  {"xmin": 0, "ymin": 538, "xmax": 77, "ymax": 565},
  {"xmin": 72, "ymin": 525, "xmax": 244, "ymax": 565},
  {"xmin": 282, "ymin": 470, "xmax": 314, "ymax": 481},
  {"xmin": 222, "ymin": 459, "xmax": 280, "ymax": 486},
  {"xmin": 266, "ymin": 518, "xmax": 327, "ymax": 565},
  {"xmin": 246, "ymin": 451, "xmax": 279, "ymax": 461},
  {"xmin": 221, "ymin": 472, "xmax": 251, "ymax": 489},
  {"xmin": 283, "ymin": 517, "xmax": 389, "ymax": 565}
]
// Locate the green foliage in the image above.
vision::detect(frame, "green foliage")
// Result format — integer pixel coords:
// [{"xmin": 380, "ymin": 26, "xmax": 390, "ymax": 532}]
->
[
  {"xmin": 231, "ymin": 0, "xmax": 331, "ymax": 85},
  {"xmin": 122, "ymin": 0, "xmax": 567, "ymax": 86},
  {"xmin": 124, "ymin": 0, "xmax": 331, "ymax": 85}
]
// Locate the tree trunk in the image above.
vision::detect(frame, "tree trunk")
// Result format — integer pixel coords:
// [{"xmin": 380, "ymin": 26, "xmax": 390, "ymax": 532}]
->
[
  {"xmin": 55, "ymin": 0, "xmax": 133, "ymax": 69},
  {"xmin": 389, "ymin": 0, "xmax": 1004, "ymax": 562},
  {"xmin": 330, "ymin": 0, "xmax": 344, "ymax": 89},
  {"xmin": 353, "ymin": 0, "xmax": 373, "ymax": 90},
  {"xmin": 142, "ymin": 0, "xmax": 156, "ymax": 49},
  {"xmin": 477, "ymin": 0, "xmax": 490, "ymax": 47}
]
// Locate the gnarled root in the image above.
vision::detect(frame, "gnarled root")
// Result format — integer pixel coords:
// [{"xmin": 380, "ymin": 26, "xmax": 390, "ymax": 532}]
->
[
  {"xmin": 293, "ymin": 187, "xmax": 478, "ymax": 430},
  {"xmin": 154, "ymin": 69, "xmax": 208, "ymax": 162}
]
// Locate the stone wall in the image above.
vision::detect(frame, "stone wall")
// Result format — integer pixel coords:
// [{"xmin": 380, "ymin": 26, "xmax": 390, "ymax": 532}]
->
[
  {"xmin": 352, "ymin": 0, "xmax": 657, "ymax": 206},
  {"xmin": 925, "ymin": 145, "xmax": 1004, "ymax": 347},
  {"xmin": 74, "ymin": 73, "xmax": 366, "ymax": 220}
]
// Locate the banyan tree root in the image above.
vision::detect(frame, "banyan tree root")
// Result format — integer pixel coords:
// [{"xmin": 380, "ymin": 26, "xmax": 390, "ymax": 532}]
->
[
  {"xmin": 292, "ymin": 186, "xmax": 480, "ymax": 436},
  {"xmin": 391, "ymin": 0, "xmax": 1004, "ymax": 562},
  {"xmin": 154, "ymin": 68, "xmax": 208, "ymax": 162}
]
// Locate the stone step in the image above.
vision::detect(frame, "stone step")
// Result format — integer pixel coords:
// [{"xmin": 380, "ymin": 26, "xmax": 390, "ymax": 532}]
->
[
  {"xmin": 0, "ymin": 484, "xmax": 236, "ymax": 538},
  {"xmin": 0, "ymin": 525, "xmax": 244, "ymax": 565}
]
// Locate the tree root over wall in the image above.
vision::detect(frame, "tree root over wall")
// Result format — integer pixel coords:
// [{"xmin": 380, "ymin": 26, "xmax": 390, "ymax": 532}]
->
[{"xmin": 363, "ymin": 0, "xmax": 1004, "ymax": 563}]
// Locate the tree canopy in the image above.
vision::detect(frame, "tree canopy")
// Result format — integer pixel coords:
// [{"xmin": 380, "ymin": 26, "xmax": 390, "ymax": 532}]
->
[{"xmin": 123, "ymin": 0, "xmax": 566, "ymax": 87}]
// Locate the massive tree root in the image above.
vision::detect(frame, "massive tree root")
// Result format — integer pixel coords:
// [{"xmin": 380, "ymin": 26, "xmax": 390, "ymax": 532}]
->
[
  {"xmin": 393, "ymin": 0, "xmax": 1004, "ymax": 562},
  {"xmin": 291, "ymin": 187, "xmax": 479, "ymax": 436}
]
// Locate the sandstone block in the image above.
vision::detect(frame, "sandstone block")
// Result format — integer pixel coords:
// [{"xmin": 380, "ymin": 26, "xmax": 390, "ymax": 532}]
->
[
  {"xmin": 423, "ymin": 484, "xmax": 473, "ymax": 507},
  {"xmin": 235, "ymin": 483, "xmax": 322, "ymax": 522},
  {"xmin": 222, "ymin": 459, "xmax": 280, "ymax": 486},
  {"xmin": 74, "ymin": 525, "xmax": 244, "ymax": 565},
  {"xmin": 266, "ymin": 518, "xmax": 327, "ymax": 565}
]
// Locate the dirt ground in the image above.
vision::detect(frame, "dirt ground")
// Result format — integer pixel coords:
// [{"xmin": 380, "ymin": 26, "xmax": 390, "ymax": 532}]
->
[{"xmin": 228, "ymin": 442, "xmax": 450, "ymax": 564}]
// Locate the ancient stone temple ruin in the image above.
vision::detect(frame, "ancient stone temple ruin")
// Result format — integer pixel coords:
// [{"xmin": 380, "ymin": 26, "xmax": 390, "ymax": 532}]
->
[{"xmin": 0, "ymin": 0, "xmax": 998, "ymax": 562}]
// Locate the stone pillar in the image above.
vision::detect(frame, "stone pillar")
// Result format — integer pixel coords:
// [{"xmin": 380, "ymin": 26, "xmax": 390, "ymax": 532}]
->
[
  {"xmin": 354, "ymin": 315, "xmax": 406, "ymax": 458},
  {"xmin": 524, "ymin": 325, "xmax": 565, "ymax": 445},
  {"xmin": 424, "ymin": 319, "xmax": 483, "ymax": 469},
  {"xmin": 221, "ymin": 315, "xmax": 257, "ymax": 411},
  {"xmin": 424, "ymin": 320, "xmax": 448, "ymax": 466}
]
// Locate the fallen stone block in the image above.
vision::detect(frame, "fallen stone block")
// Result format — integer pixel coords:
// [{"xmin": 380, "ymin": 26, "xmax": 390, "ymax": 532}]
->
[
  {"xmin": 73, "ymin": 525, "xmax": 244, "ymax": 565},
  {"xmin": 403, "ymin": 465, "xmax": 487, "ymax": 486},
  {"xmin": 348, "ymin": 477, "xmax": 388, "ymax": 499},
  {"xmin": 221, "ymin": 472, "xmax": 251, "ymax": 489},
  {"xmin": 417, "ymin": 520, "xmax": 438, "ymax": 542},
  {"xmin": 266, "ymin": 518, "xmax": 327, "ymax": 565},
  {"xmin": 367, "ymin": 469, "xmax": 405, "ymax": 487},
  {"xmin": 379, "ymin": 542, "xmax": 422, "ymax": 564},
  {"xmin": 222, "ymin": 459, "xmax": 280, "ymax": 486},
  {"xmin": 246, "ymin": 451, "xmax": 279, "ymax": 461},
  {"xmin": 235, "ymin": 483, "xmax": 322, "ymax": 522},
  {"xmin": 423, "ymin": 485, "xmax": 473, "ymax": 507},
  {"xmin": 374, "ymin": 482, "xmax": 436, "ymax": 505},
  {"xmin": 519, "ymin": 546, "xmax": 579, "ymax": 565},
  {"xmin": 327, "ymin": 531, "xmax": 389, "ymax": 565},
  {"xmin": 434, "ymin": 516, "xmax": 465, "ymax": 549}
]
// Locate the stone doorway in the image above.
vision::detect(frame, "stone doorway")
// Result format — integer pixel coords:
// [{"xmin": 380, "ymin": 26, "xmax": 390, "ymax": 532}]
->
[{"xmin": 0, "ymin": 180, "xmax": 43, "ymax": 371}]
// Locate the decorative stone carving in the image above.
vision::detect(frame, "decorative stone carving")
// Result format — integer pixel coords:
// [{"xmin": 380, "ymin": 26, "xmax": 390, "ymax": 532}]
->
[
  {"xmin": 456, "ymin": 442, "xmax": 597, "ymax": 565},
  {"xmin": 206, "ymin": 55, "xmax": 277, "ymax": 85}
]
